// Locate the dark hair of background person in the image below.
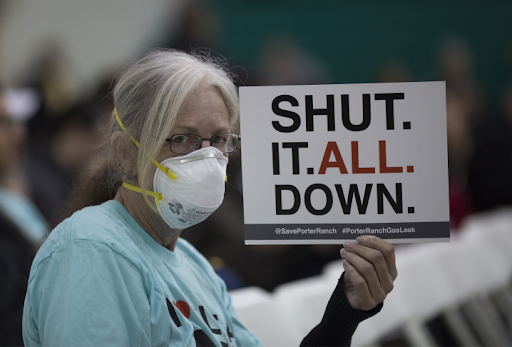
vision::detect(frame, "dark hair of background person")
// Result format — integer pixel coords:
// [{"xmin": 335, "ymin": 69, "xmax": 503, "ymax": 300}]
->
[
  {"xmin": 25, "ymin": 102, "xmax": 97, "ymax": 227},
  {"xmin": 49, "ymin": 75, "xmax": 119, "ymax": 229}
]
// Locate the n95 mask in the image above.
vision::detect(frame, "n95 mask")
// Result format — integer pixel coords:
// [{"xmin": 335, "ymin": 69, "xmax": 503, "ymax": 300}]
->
[{"xmin": 153, "ymin": 147, "xmax": 228, "ymax": 229}]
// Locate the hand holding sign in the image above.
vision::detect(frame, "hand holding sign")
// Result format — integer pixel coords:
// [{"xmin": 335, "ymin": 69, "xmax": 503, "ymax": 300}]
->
[{"xmin": 340, "ymin": 236, "xmax": 397, "ymax": 311}]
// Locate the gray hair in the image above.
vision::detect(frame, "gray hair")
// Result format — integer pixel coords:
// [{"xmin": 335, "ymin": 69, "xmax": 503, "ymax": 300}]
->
[{"xmin": 109, "ymin": 49, "xmax": 239, "ymax": 210}]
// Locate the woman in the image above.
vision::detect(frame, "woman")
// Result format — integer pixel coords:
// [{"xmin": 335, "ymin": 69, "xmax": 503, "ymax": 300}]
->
[{"xmin": 23, "ymin": 50, "xmax": 397, "ymax": 346}]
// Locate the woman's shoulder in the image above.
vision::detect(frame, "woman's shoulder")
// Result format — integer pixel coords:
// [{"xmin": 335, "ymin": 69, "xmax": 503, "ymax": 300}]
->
[
  {"xmin": 57, "ymin": 200, "xmax": 128, "ymax": 240},
  {"xmin": 35, "ymin": 201, "xmax": 139, "ymax": 264},
  {"xmin": 175, "ymin": 238, "xmax": 219, "ymax": 279}
]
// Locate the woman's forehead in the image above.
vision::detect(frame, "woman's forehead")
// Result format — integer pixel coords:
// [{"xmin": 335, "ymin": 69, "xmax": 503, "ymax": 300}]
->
[
  {"xmin": 171, "ymin": 87, "xmax": 230, "ymax": 132},
  {"xmin": 181, "ymin": 86, "xmax": 228, "ymax": 112}
]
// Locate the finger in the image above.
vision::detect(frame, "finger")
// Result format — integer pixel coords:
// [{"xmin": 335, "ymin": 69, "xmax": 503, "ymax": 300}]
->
[
  {"xmin": 340, "ymin": 248, "xmax": 387, "ymax": 302},
  {"xmin": 342, "ymin": 260, "xmax": 374, "ymax": 309},
  {"xmin": 342, "ymin": 241, "xmax": 394, "ymax": 294},
  {"xmin": 356, "ymin": 236, "xmax": 397, "ymax": 280}
]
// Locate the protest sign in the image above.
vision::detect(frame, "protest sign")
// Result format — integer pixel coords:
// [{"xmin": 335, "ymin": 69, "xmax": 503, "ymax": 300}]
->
[{"xmin": 239, "ymin": 82, "xmax": 449, "ymax": 244}]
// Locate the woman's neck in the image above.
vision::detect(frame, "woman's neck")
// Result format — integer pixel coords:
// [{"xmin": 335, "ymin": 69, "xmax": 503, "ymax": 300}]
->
[{"xmin": 114, "ymin": 188, "xmax": 182, "ymax": 251}]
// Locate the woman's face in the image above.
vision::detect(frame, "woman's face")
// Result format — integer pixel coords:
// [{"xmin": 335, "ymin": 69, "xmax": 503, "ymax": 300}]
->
[{"xmin": 151, "ymin": 85, "xmax": 230, "ymax": 179}]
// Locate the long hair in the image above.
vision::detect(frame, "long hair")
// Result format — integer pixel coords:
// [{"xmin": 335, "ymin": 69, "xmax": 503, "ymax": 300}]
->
[{"xmin": 59, "ymin": 49, "xmax": 239, "ymax": 227}]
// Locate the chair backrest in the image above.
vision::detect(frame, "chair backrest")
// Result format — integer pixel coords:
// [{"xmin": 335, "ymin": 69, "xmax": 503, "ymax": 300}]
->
[
  {"xmin": 229, "ymin": 286, "xmax": 303, "ymax": 346},
  {"xmin": 273, "ymin": 275, "xmax": 338, "ymax": 338},
  {"xmin": 457, "ymin": 225, "xmax": 511, "ymax": 292}
]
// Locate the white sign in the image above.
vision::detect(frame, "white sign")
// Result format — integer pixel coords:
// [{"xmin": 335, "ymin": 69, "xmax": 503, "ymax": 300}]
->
[{"xmin": 239, "ymin": 82, "xmax": 449, "ymax": 245}]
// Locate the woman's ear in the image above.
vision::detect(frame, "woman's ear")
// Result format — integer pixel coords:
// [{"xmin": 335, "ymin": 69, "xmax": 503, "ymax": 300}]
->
[{"xmin": 111, "ymin": 131, "xmax": 137, "ymax": 182}]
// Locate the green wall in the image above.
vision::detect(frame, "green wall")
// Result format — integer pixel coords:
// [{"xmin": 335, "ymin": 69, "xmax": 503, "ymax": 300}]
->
[{"xmin": 215, "ymin": 1, "xmax": 512, "ymax": 102}]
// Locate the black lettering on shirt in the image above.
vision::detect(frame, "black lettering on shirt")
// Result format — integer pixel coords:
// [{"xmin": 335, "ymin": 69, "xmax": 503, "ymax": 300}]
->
[{"xmin": 166, "ymin": 298, "xmax": 182, "ymax": 327}]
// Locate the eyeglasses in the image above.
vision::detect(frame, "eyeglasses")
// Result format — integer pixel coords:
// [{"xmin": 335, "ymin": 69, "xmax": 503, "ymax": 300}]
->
[{"xmin": 165, "ymin": 132, "xmax": 240, "ymax": 154}]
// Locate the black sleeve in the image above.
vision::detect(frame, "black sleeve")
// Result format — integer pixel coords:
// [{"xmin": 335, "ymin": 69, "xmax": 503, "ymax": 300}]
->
[{"xmin": 300, "ymin": 272, "xmax": 383, "ymax": 347}]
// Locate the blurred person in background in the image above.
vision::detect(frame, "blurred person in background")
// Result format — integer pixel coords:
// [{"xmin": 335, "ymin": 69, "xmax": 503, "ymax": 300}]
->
[
  {"xmin": 257, "ymin": 35, "xmax": 330, "ymax": 86},
  {"xmin": 436, "ymin": 36, "xmax": 484, "ymax": 228},
  {"xmin": 437, "ymin": 36, "xmax": 485, "ymax": 122},
  {"xmin": 468, "ymin": 85, "xmax": 512, "ymax": 212},
  {"xmin": 24, "ymin": 41, "xmax": 79, "ymax": 149},
  {"xmin": 0, "ymin": 91, "xmax": 47, "ymax": 347},
  {"xmin": 164, "ymin": 0, "xmax": 220, "ymax": 55},
  {"xmin": 16, "ymin": 40, "xmax": 99, "ymax": 225},
  {"xmin": 24, "ymin": 103, "xmax": 97, "ymax": 225},
  {"xmin": 445, "ymin": 89, "xmax": 475, "ymax": 228},
  {"xmin": 23, "ymin": 50, "xmax": 397, "ymax": 346},
  {"xmin": 467, "ymin": 38, "xmax": 512, "ymax": 213}
]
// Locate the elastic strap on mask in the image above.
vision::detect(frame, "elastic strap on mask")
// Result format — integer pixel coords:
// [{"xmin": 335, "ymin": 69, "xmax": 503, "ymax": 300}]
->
[
  {"xmin": 122, "ymin": 182, "xmax": 163, "ymax": 207},
  {"xmin": 115, "ymin": 108, "xmax": 176, "ymax": 181}
]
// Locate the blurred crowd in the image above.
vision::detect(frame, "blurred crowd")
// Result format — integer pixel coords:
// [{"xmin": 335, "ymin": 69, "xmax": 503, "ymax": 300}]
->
[{"xmin": 1, "ymin": 1, "xmax": 512, "ymax": 345}]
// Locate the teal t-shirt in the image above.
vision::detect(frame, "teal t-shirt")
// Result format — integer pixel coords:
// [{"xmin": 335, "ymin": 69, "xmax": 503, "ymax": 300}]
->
[{"xmin": 22, "ymin": 200, "xmax": 261, "ymax": 347}]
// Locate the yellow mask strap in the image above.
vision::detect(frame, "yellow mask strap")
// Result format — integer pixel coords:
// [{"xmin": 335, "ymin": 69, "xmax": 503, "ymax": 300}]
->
[
  {"xmin": 122, "ymin": 182, "xmax": 163, "ymax": 207},
  {"xmin": 115, "ymin": 108, "xmax": 176, "ymax": 181}
]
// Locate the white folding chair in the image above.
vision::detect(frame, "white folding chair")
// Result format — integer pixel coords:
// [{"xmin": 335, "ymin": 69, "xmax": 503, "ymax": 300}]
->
[
  {"xmin": 456, "ymin": 212, "xmax": 512, "ymax": 346},
  {"xmin": 323, "ymin": 244, "xmax": 447, "ymax": 347},
  {"xmin": 229, "ymin": 286, "xmax": 303, "ymax": 347},
  {"xmin": 273, "ymin": 275, "xmax": 339, "ymax": 344},
  {"xmin": 350, "ymin": 241, "xmax": 481, "ymax": 347}
]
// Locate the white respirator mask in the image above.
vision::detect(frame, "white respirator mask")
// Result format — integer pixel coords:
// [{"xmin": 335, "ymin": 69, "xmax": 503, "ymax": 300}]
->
[
  {"xmin": 115, "ymin": 108, "xmax": 228, "ymax": 229},
  {"xmin": 152, "ymin": 147, "xmax": 228, "ymax": 229}
]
